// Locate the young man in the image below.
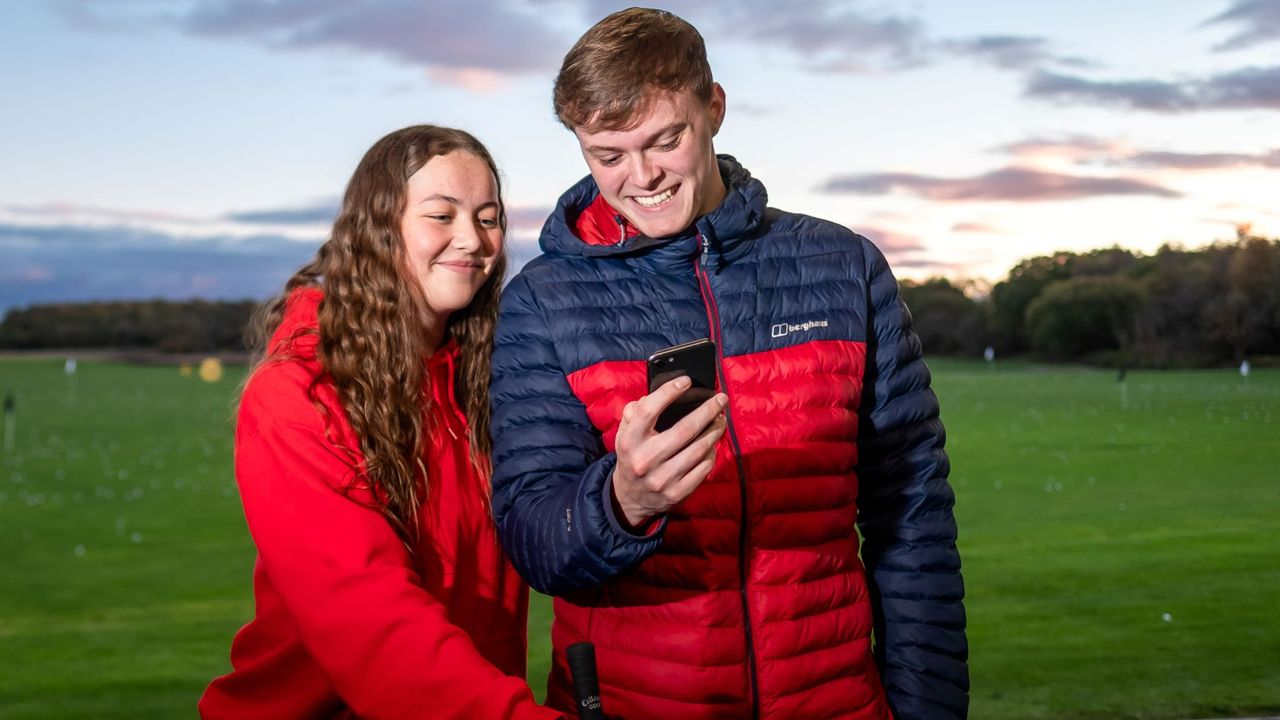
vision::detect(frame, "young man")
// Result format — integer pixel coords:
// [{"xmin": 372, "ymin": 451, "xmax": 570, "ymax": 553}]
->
[{"xmin": 490, "ymin": 8, "xmax": 967, "ymax": 719}]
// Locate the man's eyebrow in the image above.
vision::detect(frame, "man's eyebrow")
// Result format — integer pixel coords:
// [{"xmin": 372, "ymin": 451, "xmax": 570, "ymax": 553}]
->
[{"xmin": 585, "ymin": 122, "xmax": 686, "ymax": 154}]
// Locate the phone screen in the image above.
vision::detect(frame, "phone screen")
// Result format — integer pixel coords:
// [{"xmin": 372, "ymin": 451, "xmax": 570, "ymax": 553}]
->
[{"xmin": 647, "ymin": 338, "xmax": 717, "ymax": 432}]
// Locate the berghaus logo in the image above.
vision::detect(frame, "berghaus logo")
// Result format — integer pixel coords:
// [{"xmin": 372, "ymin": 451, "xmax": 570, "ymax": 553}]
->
[{"xmin": 771, "ymin": 319, "xmax": 829, "ymax": 338}]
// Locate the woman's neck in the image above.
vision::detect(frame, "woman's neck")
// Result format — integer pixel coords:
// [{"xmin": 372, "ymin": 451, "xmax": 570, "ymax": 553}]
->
[{"xmin": 421, "ymin": 310, "xmax": 448, "ymax": 353}]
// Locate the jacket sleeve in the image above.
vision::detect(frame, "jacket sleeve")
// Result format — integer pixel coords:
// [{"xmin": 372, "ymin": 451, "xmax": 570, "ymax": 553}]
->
[
  {"xmin": 489, "ymin": 273, "xmax": 664, "ymax": 596},
  {"xmin": 233, "ymin": 380, "xmax": 560, "ymax": 720},
  {"xmin": 854, "ymin": 239, "xmax": 969, "ymax": 719}
]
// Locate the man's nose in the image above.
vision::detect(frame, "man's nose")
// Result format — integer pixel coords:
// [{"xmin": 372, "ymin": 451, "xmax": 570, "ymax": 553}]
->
[{"xmin": 631, "ymin": 153, "xmax": 661, "ymax": 189}]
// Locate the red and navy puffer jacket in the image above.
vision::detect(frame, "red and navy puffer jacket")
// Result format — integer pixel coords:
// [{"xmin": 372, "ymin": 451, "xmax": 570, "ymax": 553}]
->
[{"xmin": 491, "ymin": 156, "xmax": 967, "ymax": 720}]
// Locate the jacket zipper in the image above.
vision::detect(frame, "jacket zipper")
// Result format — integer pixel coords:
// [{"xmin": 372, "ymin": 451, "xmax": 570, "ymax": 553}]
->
[{"xmin": 695, "ymin": 235, "xmax": 760, "ymax": 720}]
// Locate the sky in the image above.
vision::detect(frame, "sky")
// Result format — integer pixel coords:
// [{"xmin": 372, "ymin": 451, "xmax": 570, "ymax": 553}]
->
[{"xmin": 2, "ymin": 0, "xmax": 1278, "ymax": 312}]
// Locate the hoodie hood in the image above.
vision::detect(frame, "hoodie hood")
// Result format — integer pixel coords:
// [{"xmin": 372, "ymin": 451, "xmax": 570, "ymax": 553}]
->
[{"xmin": 268, "ymin": 286, "xmax": 324, "ymax": 362}]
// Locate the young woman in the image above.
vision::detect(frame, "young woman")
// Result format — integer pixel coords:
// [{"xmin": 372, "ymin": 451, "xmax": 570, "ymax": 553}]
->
[{"xmin": 200, "ymin": 126, "xmax": 561, "ymax": 719}]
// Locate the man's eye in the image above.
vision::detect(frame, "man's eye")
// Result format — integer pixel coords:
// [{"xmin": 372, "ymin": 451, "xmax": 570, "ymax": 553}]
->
[
  {"xmin": 656, "ymin": 140, "xmax": 680, "ymax": 151},
  {"xmin": 599, "ymin": 155, "xmax": 622, "ymax": 167}
]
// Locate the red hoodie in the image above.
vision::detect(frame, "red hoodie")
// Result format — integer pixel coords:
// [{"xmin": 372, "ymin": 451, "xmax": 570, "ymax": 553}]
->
[{"xmin": 200, "ymin": 288, "xmax": 560, "ymax": 719}]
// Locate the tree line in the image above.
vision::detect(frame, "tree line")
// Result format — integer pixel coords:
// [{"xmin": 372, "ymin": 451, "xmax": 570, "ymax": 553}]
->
[
  {"xmin": 901, "ymin": 230, "xmax": 1280, "ymax": 367},
  {"xmin": 2, "ymin": 231, "xmax": 1277, "ymax": 366},
  {"xmin": 0, "ymin": 299, "xmax": 255, "ymax": 354}
]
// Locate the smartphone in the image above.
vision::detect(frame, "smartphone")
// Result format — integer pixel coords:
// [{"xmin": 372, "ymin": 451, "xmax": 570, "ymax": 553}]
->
[{"xmin": 647, "ymin": 338, "xmax": 717, "ymax": 432}]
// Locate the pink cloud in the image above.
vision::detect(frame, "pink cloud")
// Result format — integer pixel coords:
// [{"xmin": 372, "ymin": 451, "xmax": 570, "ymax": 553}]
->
[
  {"xmin": 855, "ymin": 224, "xmax": 927, "ymax": 255},
  {"xmin": 425, "ymin": 67, "xmax": 507, "ymax": 93},
  {"xmin": 952, "ymin": 221, "xmax": 1007, "ymax": 234},
  {"xmin": 822, "ymin": 166, "xmax": 1180, "ymax": 201}
]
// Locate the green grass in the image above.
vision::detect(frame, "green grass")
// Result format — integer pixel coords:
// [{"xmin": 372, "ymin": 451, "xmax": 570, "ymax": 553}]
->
[
  {"xmin": 0, "ymin": 358, "xmax": 1277, "ymax": 718},
  {"xmin": 933, "ymin": 359, "xmax": 1280, "ymax": 719}
]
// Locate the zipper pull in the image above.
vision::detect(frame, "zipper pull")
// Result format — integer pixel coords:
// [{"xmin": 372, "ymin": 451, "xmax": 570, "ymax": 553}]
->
[
  {"xmin": 615, "ymin": 214, "xmax": 627, "ymax": 245},
  {"xmin": 700, "ymin": 234, "xmax": 710, "ymax": 268}
]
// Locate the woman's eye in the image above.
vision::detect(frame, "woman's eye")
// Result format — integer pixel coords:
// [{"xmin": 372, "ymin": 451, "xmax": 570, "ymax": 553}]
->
[
  {"xmin": 425, "ymin": 214, "xmax": 451, "ymax": 222},
  {"xmin": 479, "ymin": 217, "xmax": 500, "ymax": 228}
]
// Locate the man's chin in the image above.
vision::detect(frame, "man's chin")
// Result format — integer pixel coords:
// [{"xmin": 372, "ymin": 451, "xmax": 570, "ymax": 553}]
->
[{"xmin": 628, "ymin": 213, "xmax": 691, "ymax": 240}]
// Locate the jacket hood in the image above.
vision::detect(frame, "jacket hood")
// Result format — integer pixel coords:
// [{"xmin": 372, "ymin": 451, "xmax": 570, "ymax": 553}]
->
[
  {"xmin": 267, "ymin": 286, "xmax": 467, "ymax": 438},
  {"xmin": 539, "ymin": 155, "xmax": 768, "ymax": 266},
  {"xmin": 268, "ymin": 287, "xmax": 324, "ymax": 362}
]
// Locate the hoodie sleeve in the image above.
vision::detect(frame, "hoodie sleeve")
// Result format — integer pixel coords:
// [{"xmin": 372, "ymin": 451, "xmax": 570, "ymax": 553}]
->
[
  {"xmin": 489, "ymin": 273, "xmax": 665, "ymax": 596},
  {"xmin": 232, "ymin": 371, "xmax": 561, "ymax": 720},
  {"xmin": 854, "ymin": 238, "xmax": 969, "ymax": 720}
]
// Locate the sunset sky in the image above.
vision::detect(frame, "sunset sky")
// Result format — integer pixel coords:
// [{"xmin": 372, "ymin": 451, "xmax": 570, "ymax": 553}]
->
[{"xmin": 2, "ymin": 0, "xmax": 1277, "ymax": 311}]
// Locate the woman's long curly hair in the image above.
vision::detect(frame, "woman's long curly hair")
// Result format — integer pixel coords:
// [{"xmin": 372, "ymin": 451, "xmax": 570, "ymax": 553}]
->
[{"xmin": 245, "ymin": 125, "xmax": 508, "ymax": 549}]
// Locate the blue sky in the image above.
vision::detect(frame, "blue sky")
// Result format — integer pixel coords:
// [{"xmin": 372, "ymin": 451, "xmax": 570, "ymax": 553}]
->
[{"xmin": 2, "ymin": 0, "xmax": 1278, "ymax": 311}]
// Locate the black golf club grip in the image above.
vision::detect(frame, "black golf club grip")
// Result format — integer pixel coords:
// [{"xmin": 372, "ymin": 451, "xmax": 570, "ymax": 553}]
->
[{"xmin": 566, "ymin": 642, "xmax": 606, "ymax": 719}]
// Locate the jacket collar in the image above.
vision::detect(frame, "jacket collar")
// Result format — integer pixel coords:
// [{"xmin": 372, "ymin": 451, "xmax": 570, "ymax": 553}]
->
[{"xmin": 541, "ymin": 155, "xmax": 767, "ymax": 270}]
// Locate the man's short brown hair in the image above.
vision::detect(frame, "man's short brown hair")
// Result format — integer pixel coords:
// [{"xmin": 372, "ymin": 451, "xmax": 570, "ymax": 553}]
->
[{"xmin": 553, "ymin": 7, "xmax": 713, "ymax": 132}]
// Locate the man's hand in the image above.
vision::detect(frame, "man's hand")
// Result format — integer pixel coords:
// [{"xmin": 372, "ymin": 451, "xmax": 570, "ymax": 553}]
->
[{"xmin": 612, "ymin": 376, "xmax": 728, "ymax": 529}]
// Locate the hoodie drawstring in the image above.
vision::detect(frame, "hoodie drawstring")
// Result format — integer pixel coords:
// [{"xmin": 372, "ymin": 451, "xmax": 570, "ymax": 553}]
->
[{"xmin": 428, "ymin": 346, "xmax": 468, "ymax": 442}]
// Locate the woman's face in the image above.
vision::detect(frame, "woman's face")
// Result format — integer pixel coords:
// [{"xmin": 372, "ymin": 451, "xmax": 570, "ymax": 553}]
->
[{"xmin": 400, "ymin": 150, "xmax": 504, "ymax": 325}]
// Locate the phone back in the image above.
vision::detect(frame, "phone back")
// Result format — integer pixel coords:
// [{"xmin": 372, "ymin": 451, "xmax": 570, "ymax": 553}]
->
[{"xmin": 647, "ymin": 338, "xmax": 717, "ymax": 432}]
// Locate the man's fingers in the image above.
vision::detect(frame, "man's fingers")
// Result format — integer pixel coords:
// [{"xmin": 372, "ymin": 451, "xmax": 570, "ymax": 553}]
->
[
  {"xmin": 675, "ymin": 393, "xmax": 728, "ymax": 435},
  {"xmin": 636, "ymin": 376, "xmax": 693, "ymax": 419},
  {"xmin": 661, "ymin": 414, "xmax": 725, "ymax": 479},
  {"xmin": 615, "ymin": 384, "xmax": 727, "ymax": 515},
  {"xmin": 665, "ymin": 454, "xmax": 718, "ymax": 505},
  {"xmin": 639, "ymin": 415, "xmax": 725, "ymax": 499},
  {"xmin": 646, "ymin": 392, "xmax": 727, "ymax": 458},
  {"xmin": 621, "ymin": 376, "xmax": 705, "ymax": 448}
]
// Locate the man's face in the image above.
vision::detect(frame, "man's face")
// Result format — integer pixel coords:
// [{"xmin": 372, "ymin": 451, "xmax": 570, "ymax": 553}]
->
[{"xmin": 574, "ymin": 85, "xmax": 727, "ymax": 239}]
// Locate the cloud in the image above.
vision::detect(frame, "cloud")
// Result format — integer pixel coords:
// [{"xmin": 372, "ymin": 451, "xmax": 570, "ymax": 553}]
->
[
  {"xmin": 225, "ymin": 200, "xmax": 339, "ymax": 225},
  {"xmin": 1122, "ymin": 148, "xmax": 1280, "ymax": 170},
  {"xmin": 424, "ymin": 67, "xmax": 509, "ymax": 92},
  {"xmin": 0, "ymin": 222, "xmax": 322, "ymax": 311},
  {"xmin": 1026, "ymin": 65, "xmax": 1280, "ymax": 112},
  {"xmin": 54, "ymin": 0, "xmax": 1097, "ymax": 88},
  {"xmin": 820, "ymin": 166, "xmax": 1181, "ymax": 201},
  {"xmin": 582, "ymin": 0, "xmax": 930, "ymax": 73},
  {"xmin": 997, "ymin": 136, "xmax": 1132, "ymax": 165},
  {"xmin": 890, "ymin": 257, "xmax": 973, "ymax": 272},
  {"xmin": 1203, "ymin": 0, "xmax": 1280, "ymax": 51},
  {"xmin": 945, "ymin": 35, "xmax": 1090, "ymax": 72},
  {"xmin": 639, "ymin": 1, "xmax": 1090, "ymax": 75},
  {"xmin": 1214, "ymin": 201, "xmax": 1280, "ymax": 219},
  {"xmin": 952, "ymin": 221, "xmax": 1007, "ymax": 234},
  {"xmin": 3, "ymin": 202, "xmax": 203, "ymax": 226},
  {"xmin": 726, "ymin": 0, "xmax": 930, "ymax": 72},
  {"xmin": 995, "ymin": 135, "xmax": 1280, "ymax": 170},
  {"xmin": 59, "ymin": 0, "xmax": 567, "ymax": 78},
  {"xmin": 0, "ymin": 201, "xmax": 326, "ymax": 243},
  {"xmin": 845, "ymin": 223, "xmax": 963, "ymax": 274},
  {"xmin": 853, "ymin": 224, "xmax": 926, "ymax": 254}
]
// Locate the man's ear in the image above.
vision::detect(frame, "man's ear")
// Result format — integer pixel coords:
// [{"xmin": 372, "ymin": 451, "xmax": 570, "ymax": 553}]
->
[{"xmin": 709, "ymin": 83, "xmax": 726, "ymax": 136}]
